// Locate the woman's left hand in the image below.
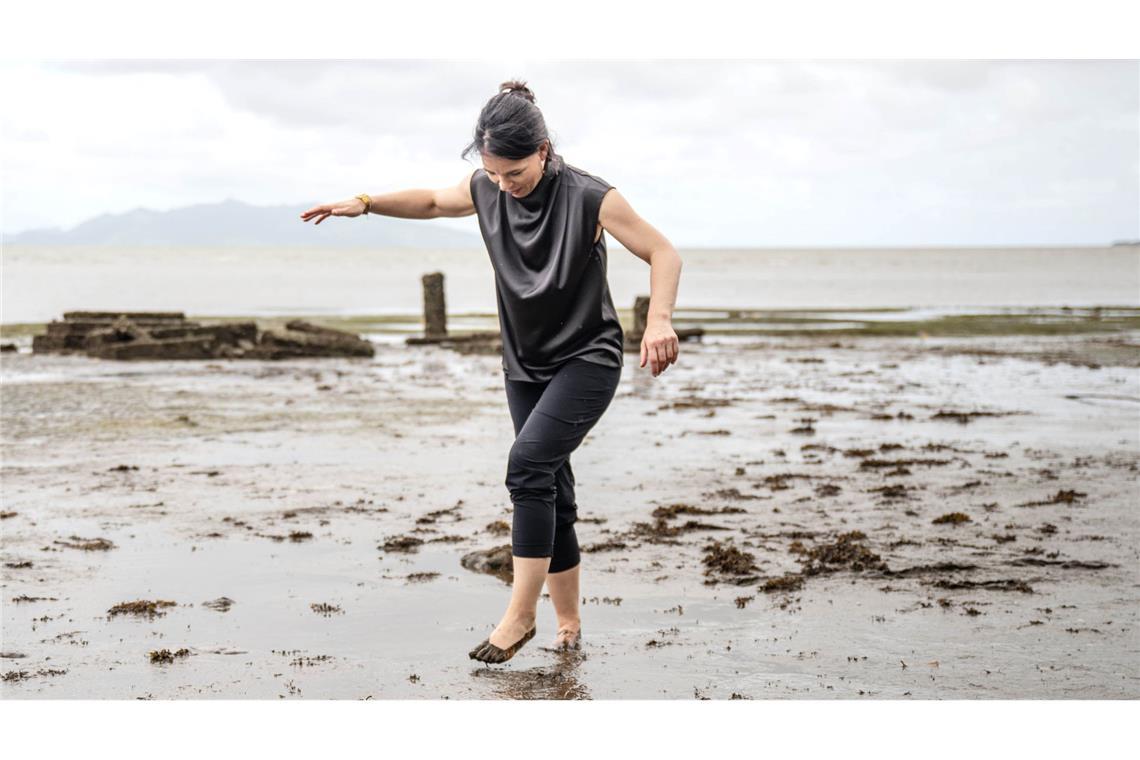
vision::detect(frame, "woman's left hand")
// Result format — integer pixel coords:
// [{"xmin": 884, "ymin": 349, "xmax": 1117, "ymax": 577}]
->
[{"xmin": 640, "ymin": 320, "xmax": 679, "ymax": 377}]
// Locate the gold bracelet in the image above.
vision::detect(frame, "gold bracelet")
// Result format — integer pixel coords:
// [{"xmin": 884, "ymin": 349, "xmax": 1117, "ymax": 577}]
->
[{"xmin": 354, "ymin": 193, "xmax": 371, "ymax": 215}]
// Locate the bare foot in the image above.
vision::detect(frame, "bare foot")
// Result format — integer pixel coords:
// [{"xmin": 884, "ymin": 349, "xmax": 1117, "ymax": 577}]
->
[
  {"xmin": 488, "ymin": 613, "xmax": 535, "ymax": 650},
  {"xmin": 468, "ymin": 612, "xmax": 537, "ymax": 663},
  {"xmin": 552, "ymin": 625, "xmax": 581, "ymax": 650}
]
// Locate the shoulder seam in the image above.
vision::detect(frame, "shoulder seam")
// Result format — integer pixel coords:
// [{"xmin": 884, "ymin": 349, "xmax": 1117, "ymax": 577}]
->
[
  {"xmin": 563, "ymin": 164, "xmax": 610, "ymax": 191},
  {"xmin": 470, "ymin": 167, "xmax": 489, "ymax": 195}
]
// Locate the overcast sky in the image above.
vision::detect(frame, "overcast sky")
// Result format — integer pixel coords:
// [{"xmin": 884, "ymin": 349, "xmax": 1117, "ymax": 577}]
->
[{"xmin": 2, "ymin": 59, "xmax": 1136, "ymax": 247}]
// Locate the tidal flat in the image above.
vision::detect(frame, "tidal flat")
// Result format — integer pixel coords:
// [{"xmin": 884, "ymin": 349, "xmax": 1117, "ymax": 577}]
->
[{"xmin": 2, "ymin": 321, "xmax": 1138, "ymax": 699}]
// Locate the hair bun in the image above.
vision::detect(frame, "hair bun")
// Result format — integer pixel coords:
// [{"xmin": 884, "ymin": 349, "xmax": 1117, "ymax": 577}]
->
[{"xmin": 498, "ymin": 79, "xmax": 536, "ymax": 103}]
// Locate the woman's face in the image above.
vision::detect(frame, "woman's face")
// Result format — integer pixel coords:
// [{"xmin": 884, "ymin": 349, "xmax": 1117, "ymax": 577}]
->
[{"xmin": 481, "ymin": 144, "xmax": 548, "ymax": 198}]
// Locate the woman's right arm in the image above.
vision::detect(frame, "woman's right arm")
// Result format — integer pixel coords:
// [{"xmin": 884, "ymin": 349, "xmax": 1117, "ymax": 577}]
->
[{"xmin": 299, "ymin": 169, "xmax": 476, "ymax": 225}]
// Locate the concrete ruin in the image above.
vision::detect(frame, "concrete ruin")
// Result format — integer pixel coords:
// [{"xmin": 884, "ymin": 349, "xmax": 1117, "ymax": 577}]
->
[
  {"xmin": 405, "ymin": 272, "xmax": 703, "ymax": 356},
  {"xmin": 31, "ymin": 311, "xmax": 374, "ymax": 361},
  {"xmin": 405, "ymin": 271, "xmax": 502, "ymax": 354}
]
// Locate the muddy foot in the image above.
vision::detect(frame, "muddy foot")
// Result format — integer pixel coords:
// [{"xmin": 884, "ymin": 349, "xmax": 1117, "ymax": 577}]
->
[
  {"xmin": 469, "ymin": 625, "xmax": 536, "ymax": 664},
  {"xmin": 552, "ymin": 626, "xmax": 581, "ymax": 651}
]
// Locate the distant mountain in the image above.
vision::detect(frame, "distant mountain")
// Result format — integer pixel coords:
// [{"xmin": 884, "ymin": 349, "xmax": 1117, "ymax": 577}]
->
[{"xmin": 3, "ymin": 198, "xmax": 483, "ymax": 248}]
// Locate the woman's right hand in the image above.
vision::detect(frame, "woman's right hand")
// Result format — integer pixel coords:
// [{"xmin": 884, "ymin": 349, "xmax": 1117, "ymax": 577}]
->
[{"xmin": 299, "ymin": 197, "xmax": 366, "ymax": 225}]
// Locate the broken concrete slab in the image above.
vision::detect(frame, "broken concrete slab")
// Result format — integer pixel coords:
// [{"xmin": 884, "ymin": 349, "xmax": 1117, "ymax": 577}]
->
[
  {"xmin": 31, "ymin": 312, "xmax": 373, "ymax": 361},
  {"xmin": 253, "ymin": 321, "xmax": 374, "ymax": 359}
]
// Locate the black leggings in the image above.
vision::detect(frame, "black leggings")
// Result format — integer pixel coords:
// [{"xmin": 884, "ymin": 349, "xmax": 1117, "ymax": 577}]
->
[{"xmin": 503, "ymin": 357, "xmax": 622, "ymax": 573}]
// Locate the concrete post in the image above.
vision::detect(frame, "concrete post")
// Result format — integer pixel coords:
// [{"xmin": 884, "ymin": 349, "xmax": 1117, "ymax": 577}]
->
[{"xmin": 422, "ymin": 272, "xmax": 447, "ymax": 338}]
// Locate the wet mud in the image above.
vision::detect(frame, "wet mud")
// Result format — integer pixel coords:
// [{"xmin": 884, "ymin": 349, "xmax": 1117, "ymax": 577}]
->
[{"xmin": 1, "ymin": 329, "xmax": 1138, "ymax": 698}]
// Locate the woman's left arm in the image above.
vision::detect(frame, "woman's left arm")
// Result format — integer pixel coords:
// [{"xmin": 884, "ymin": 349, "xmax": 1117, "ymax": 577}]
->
[{"xmin": 598, "ymin": 189, "xmax": 683, "ymax": 377}]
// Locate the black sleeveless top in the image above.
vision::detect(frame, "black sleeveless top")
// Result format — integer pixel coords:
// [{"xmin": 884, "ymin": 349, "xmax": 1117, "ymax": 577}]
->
[{"xmin": 470, "ymin": 155, "xmax": 625, "ymax": 382}]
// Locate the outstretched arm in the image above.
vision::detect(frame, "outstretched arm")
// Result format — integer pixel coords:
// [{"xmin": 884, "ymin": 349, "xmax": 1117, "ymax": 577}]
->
[
  {"xmin": 598, "ymin": 188, "xmax": 683, "ymax": 377},
  {"xmin": 300, "ymin": 169, "xmax": 476, "ymax": 224}
]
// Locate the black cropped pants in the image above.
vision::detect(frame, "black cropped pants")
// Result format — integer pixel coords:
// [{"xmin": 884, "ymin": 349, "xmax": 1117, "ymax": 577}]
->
[{"xmin": 503, "ymin": 357, "xmax": 622, "ymax": 573}]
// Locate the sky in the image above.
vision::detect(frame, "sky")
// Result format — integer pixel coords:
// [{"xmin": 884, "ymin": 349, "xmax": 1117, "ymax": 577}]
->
[{"xmin": 1, "ymin": 59, "xmax": 1137, "ymax": 247}]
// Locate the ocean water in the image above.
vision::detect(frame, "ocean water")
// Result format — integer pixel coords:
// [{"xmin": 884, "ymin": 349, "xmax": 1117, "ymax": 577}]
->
[{"xmin": 1, "ymin": 245, "xmax": 1137, "ymax": 325}]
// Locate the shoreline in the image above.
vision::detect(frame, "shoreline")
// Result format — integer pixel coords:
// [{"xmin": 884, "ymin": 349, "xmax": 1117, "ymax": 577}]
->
[{"xmin": 3, "ymin": 305, "xmax": 1139, "ymax": 343}]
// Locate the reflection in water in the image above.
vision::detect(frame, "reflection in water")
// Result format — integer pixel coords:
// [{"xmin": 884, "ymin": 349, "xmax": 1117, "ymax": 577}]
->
[{"xmin": 471, "ymin": 650, "xmax": 590, "ymax": 700}]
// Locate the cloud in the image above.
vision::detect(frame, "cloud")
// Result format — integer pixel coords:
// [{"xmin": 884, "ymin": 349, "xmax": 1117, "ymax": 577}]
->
[{"xmin": 3, "ymin": 59, "xmax": 1136, "ymax": 245}]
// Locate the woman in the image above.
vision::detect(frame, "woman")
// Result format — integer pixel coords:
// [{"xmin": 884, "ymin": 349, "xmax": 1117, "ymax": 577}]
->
[{"xmin": 300, "ymin": 80, "xmax": 683, "ymax": 663}]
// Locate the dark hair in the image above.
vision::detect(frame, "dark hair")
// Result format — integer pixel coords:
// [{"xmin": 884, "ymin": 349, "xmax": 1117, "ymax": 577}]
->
[{"xmin": 461, "ymin": 79, "xmax": 562, "ymax": 173}]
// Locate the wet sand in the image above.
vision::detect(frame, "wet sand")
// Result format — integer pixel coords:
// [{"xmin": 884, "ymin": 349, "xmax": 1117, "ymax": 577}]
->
[{"xmin": 2, "ymin": 330, "xmax": 1138, "ymax": 699}]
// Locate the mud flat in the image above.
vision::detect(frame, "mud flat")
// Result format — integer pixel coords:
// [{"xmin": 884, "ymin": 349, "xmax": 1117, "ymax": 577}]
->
[{"xmin": 1, "ymin": 325, "xmax": 1138, "ymax": 699}]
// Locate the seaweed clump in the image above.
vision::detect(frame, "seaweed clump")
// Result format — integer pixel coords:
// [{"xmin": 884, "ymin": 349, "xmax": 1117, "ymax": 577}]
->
[
  {"xmin": 149, "ymin": 648, "xmax": 191, "ymax": 663},
  {"xmin": 701, "ymin": 538, "xmax": 761, "ymax": 585},
  {"xmin": 108, "ymin": 600, "xmax": 177, "ymax": 618},
  {"xmin": 380, "ymin": 535, "xmax": 424, "ymax": 553},
  {"xmin": 797, "ymin": 531, "xmax": 889, "ymax": 576},
  {"xmin": 762, "ymin": 573, "xmax": 805, "ymax": 593}
]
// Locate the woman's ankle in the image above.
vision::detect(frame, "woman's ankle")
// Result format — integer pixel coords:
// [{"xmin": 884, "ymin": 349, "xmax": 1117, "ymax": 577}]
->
[
  {"xmin": 556, "ymin": 616, "xmax": 581, "ymax": 632},
  {"xmin": 505, "ymin": 609, "xmax": 537, "ymax": 627}
]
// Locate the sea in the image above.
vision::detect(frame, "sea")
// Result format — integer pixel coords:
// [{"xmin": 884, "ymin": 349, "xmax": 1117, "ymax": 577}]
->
[{"xmin": 2, "ymin": 245, "xmax": 1137, "ymax": 326}]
